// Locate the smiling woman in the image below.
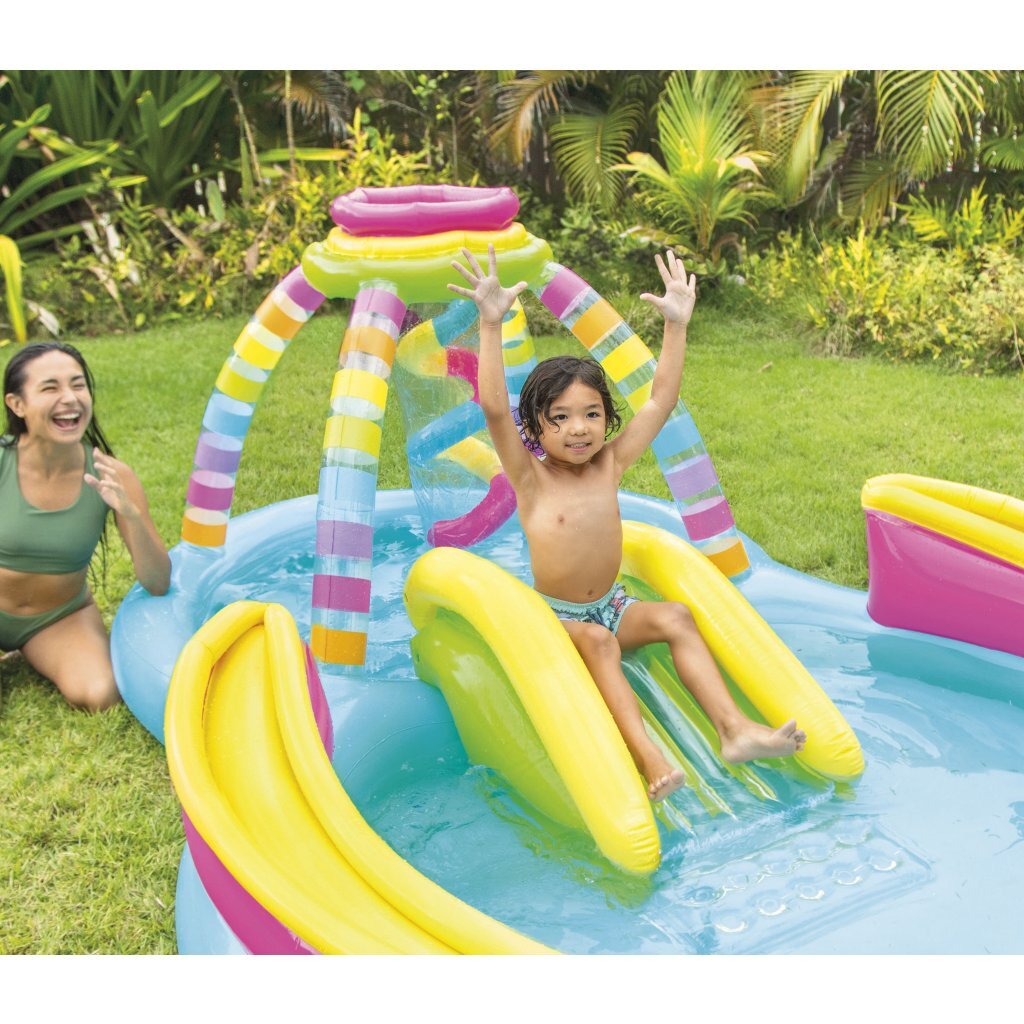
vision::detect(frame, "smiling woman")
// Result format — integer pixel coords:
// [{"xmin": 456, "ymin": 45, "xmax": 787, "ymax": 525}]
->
[{"xmin": 0, "ymin": 342, "xmax": 170, "ymax": 710}]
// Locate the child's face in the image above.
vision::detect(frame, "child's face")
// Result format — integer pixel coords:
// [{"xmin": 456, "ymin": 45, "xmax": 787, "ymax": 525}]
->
[{"xmin": 535, "ymin": 380, "xmax": 608, "ymax": 463}]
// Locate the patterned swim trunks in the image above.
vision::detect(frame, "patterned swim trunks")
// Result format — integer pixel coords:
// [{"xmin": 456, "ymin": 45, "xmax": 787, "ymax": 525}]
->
[{"xmin": 539, "ymin": 581, "xmax": 637, "ymax": 635}]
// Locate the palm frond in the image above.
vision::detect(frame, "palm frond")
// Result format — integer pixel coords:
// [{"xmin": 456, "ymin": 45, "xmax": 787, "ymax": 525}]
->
[
  {"xmin": 695, "ymin": 69, "xmax": 775, "ymax": 97},
  {"xmin": 605, "ymin": 70, "xmax": 667, "ymax": 102},
  {"xmin": 840, "ymin": 155, "xmax": 905, "ymax": 227},
  {"xmin": 981, "ymin": 133, "xmax": 1024, "ymax": 171},
  {"xmin": 751, "ymin": 70, "xmax": 856, "ymax": 203},
  {"xmin": 875, "ymin": 70, "xmax": 990, "ymax": 177},
  {"xmin": 548, "ymin": 101, "xmax": 644, "ymax": 208},
  {"xmin": 976, "ymin": 70, "xmax": 1024, "ymax": 133},
  {"xmin": 490, "ymin": 71, "xmax": 585, "ymax": 160},
  {"xmin": 657, "ymin": 72, "xmax": 755, "ymax": 176},
  {"xmin": 265, "ymin": 70, "xmax": 350, "ymax": 132}
]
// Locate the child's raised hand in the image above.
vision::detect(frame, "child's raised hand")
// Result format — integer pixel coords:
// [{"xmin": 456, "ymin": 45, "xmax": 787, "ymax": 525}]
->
[
  {"xmin": 640, "ymin": 251, "xmax": 697, "ymax": 326},
  {"xmin": 448, "ymin": 243, "xmax": 528, "ymax": 325}
]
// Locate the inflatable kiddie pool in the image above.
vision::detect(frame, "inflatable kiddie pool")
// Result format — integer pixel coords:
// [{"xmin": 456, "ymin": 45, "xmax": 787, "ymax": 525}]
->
[{"xmin": 112, "ymin": 187, "xmax": 1024, "ymax": 954}]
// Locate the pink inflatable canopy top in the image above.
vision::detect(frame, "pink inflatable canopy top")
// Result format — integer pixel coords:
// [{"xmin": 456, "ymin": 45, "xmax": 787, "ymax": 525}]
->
[{"xmin": 330, "ymin": 185, "xmax": 520, "ymax": 237}]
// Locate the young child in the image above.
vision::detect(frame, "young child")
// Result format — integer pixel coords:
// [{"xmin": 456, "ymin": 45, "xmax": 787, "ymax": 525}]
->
[{"xmin": 449, "ymin": 246, "xmax": 806, "ymax": 801}]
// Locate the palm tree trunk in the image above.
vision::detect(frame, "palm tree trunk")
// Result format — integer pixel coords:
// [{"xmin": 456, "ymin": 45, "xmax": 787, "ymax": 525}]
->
[
  {"xmin": 285, "ymin": 70, "xmax": 297, "ymax": 178},
  {"xmin": 222, "ymin": 73, "xmax": 263, "ymax": 192}
]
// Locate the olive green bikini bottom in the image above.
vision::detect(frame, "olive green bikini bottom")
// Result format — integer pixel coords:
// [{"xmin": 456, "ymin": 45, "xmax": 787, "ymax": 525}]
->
[{"xmin": 0, "ymin": 586, "xmax": 90, "ymax": 651}]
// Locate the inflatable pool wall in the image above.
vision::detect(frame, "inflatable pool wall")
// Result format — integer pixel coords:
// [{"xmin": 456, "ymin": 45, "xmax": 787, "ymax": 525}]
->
[{"xmin": 863, "ymin": 474, "xmax": 1024, "ymax": 657}]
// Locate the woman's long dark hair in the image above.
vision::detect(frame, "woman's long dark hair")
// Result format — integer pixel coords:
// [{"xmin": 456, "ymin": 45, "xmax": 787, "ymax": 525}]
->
[{"xmin": 2, "ymin": 342, "xmax": 113, "ymax": 455}]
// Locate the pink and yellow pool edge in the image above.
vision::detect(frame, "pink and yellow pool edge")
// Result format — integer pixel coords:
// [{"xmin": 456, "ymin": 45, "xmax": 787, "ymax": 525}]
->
[{"xmin": 863, "ymin": 473, "xmax": 1024, "ymax": 658}]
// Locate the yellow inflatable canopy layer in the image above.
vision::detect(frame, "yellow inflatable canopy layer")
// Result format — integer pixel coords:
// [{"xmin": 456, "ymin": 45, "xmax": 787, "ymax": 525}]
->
[
  {"xmin": 862, "ymin": 473, "xmax": 1024, "ymax": 569},
  {"xmin": 621, "ymin": 521, "xmax": 864, "ymax": 782},
  {"xmin": 302, "ymin": 224, "xmax": 553, "ymax": 303},
  {"xmin": 164, "ymin": 601, "xmax": 551, "ymax": 954}
]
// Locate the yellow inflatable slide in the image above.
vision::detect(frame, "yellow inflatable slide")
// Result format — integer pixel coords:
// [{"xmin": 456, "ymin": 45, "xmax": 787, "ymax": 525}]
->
[
  {"xmin": 164, "ymin": 601, "xmax": 551, "ymax": 954},
  {"xmin": 405, "ymin": 520, "xmax": 864, "ymax": 876}
]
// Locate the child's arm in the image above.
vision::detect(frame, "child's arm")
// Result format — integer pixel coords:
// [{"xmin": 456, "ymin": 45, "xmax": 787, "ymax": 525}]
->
[
  {"xmin": 607, "ymin": 250, "xmax": 696, "ymax": 478},
  {"xmin": 448, "ymin": 244, "xmax": 536, "ymax": 488}
]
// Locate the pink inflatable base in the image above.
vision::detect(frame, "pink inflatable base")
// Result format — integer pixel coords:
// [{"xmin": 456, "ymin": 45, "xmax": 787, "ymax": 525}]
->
[{"xmin": 865, "ymin": 509, "xmax": 1024, "ymax": 658}]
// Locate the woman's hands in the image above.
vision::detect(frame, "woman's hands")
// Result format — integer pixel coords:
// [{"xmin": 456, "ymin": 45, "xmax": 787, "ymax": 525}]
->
[
  {"xmin": 640, "ymin": 250, "xmax": 697, "ymax": 326},
  {"xmin": 84, "ymin": 449, "xmax": 142, "ymax": 519},
  {"xmin": 448, "ymin": 244, "xmax": 528, "ymax": 326},
  {"xmin": 85, "ymin": 448, "xmax": 170, "ymax": 595}
]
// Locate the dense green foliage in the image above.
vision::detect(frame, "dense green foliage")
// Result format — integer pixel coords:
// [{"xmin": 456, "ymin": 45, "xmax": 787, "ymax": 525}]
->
[
  {"xmin": 2, "ymin": 69, "xmax": 1023, "ymax": 373},
  {"xmin": 746, "ymin": 228, "xmax": 1024, "ymax": 372},
  {"xmin": 19, "ymin": 113, "xmax": 437, "ymax": 335}
]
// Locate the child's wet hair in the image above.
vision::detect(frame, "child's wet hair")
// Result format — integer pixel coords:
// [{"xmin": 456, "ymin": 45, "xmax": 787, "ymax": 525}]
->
[{"xmin": 517, "ymin": 356, "xmax": 622, "ymax": 441}]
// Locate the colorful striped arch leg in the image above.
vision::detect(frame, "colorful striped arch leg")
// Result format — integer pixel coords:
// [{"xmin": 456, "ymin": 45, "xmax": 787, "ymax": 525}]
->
[
  {"xmin": 311, "ymin": 282, "xmax": 406, "ymax": 667},
  {"xmin": 534, "ymin": 262, "xmax": 749, "ymax": 578},
  {"xmin": 182, "ymin": 266, "xmax": 326, "ymax": 548}
]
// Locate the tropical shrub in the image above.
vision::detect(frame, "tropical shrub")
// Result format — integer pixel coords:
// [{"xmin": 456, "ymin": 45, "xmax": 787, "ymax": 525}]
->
[
  {"xmin": 901, "ymin": 185, "xmax": 1024, "ymax": 257},
  {"xmin": 1, "ymin": 71, "xmax": 231, "ymax": 210},
  {"xmin": 18, "ymin": 115, "xmax": 438, "ymax": 336},
  {"xmin": 614, "ymin": 72, "xmax": 774, "ymax": 277},
  {"xmin": 746, "ymin": 230, "xmax": 1024, "ymax": 372},
  {"xmin": 549, "ymin": 205, "xmax": 660, "ymax": 293},
  {"xmin": 0, "ymin": 94, "xmax": 148, "ymax": 341}
]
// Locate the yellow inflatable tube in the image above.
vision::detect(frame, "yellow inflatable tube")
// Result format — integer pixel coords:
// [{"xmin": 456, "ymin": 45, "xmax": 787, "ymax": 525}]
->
[
  {"xmin": 621, "ymin": 522, "xmax": 864, "ymax": 782},
  {"xmin": 444, "ymin": 436, "xmax": 502, "ymax": 483},
  {"xmin": 303, "ymin": 224, "xmax": 552, "ymax": 303},
  {"xmin": 404, "ymin": 548, "xmax": 661, "ymax": 875},
  {"xmin": 324, "ymin": 223, "xmax": 535, "ymax": 260},
  {"xmin": 862, "ymin": 473, "xmax": 1024, "ymax": 568},
  {"xmin": 165, "ymin": 600, "xmax": 551, "ymax": 953}
]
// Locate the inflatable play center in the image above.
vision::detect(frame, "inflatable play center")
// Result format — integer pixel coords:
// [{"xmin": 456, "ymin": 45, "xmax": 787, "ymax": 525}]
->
[{"xmin": 111, "ymin": 185, "xmax": 1024, "ymax": 954}]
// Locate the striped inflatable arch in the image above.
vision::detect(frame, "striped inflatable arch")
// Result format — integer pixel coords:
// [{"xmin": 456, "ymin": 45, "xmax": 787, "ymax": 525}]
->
[{"xmin": 180, "ymin": 186, "xmax": 749, "ymax": 670}]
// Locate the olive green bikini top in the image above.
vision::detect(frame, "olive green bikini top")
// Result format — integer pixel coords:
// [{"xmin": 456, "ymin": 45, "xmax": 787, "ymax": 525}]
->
[{"xmin": 0, "ymin": 438, "xmax": 109, "ymax": 574}]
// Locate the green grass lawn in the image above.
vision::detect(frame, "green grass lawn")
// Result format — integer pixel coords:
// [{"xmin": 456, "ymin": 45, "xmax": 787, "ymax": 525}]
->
[{"xmin": 1, "ymin": 298, "xmax": 1021, "ymax": 952}]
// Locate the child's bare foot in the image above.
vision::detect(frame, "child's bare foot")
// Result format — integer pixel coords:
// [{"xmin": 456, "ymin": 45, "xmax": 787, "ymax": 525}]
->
[
  {"xmin": 720, "ymin": 718, "xmax": 807, "ymax": 764},
  {"xmin": 639, "ymin": 749, "xmax": 686, "ymax": 801},
  {"xmin": 647, "ymin": 768, "xmax": 686, "ymax": 802}
]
